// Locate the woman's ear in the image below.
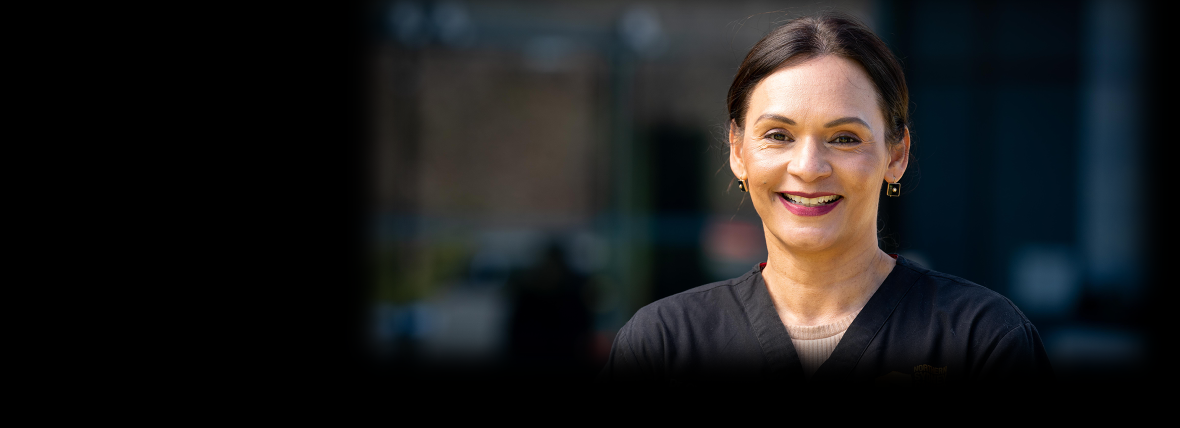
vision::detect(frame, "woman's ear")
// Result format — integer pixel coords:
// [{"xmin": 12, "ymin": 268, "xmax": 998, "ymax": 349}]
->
[
  {"xmin": 729, "ymin": 120, "xmax": 747, "ymax": 180},
  {"xmin": 887, "ymin": 127, "xmax": 911, "ymax": 182}
]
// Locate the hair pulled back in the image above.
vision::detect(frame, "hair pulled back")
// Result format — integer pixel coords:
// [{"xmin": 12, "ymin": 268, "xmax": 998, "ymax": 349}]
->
[{"xmin": 727, "ymin": 13, "xmax": 909, "ymax": 146}]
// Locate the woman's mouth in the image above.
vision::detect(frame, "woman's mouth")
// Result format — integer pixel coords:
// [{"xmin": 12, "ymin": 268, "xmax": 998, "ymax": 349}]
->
[
  {"xmin": 779, "ymin": 193, "xmax": 843, "ymax": 216},
  {"xmin": 782, "ymin": 194, "xmax": 842, "ymax": 207}
]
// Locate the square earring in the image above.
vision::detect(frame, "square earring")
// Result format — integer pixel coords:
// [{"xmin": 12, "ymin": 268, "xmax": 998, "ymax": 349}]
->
[{"xmin": 887, "ymin": 182, "xmax": 900, "ymax": 197}]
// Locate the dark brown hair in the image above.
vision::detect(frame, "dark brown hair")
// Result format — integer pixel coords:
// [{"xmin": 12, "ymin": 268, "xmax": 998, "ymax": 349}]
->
[{"xmin": 727, "ymin": 13, "xmax": 909, "ymax": 146}]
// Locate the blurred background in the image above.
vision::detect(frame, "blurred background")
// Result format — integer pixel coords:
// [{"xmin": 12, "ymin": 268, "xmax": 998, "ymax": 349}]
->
[{"xmin": 346, "ymin": 0, "xmax": 1166, "ymax": 381}]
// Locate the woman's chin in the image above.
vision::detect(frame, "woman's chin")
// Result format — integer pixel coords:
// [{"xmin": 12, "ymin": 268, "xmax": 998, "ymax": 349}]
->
[{"xmin": 772, "ymin": 228, "xmax": 843, "ymax": 253}]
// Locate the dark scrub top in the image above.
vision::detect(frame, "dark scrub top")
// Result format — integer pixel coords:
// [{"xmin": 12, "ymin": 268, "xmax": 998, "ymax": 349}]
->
[{"xmin": 599, "ymin": 255, "xmax": 1053, "ymax": 384}]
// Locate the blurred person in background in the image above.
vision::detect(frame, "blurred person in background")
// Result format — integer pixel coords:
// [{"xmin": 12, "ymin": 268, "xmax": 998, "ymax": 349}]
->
[
  {"xmin": 508, "ymin": 242, "xmax": 593, "ymax": 372},
  {"xmin": 599, "ymin": 12, "xmax": 1052, "ymax": 383}
]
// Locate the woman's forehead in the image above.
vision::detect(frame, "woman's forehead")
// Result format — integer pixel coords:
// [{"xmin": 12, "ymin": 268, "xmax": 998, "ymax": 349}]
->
[{"xmin": 748, "ymin": 56, "xmax": 881, "ymax": 126}]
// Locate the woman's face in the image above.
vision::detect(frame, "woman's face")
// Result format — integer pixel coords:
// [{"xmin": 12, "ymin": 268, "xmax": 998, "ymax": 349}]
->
[{"xmin": 729, "ymin": 55, "xmax": 909, "ymax": 257}]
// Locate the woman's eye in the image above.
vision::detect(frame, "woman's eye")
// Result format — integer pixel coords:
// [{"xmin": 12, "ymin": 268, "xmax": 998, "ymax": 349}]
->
[
  {"xmin": 831, "ymin": 135, "xmax": 860, "ymax": 145},
  {"xmin": 769, "ymin": 132, "xmax": 789, "ymax": 141}
]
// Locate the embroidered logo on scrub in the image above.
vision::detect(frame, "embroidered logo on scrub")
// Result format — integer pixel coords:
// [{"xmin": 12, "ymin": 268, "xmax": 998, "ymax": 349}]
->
[{"xmin": 912, "ymin": 364, "xmax": 947, "ymax": 383}]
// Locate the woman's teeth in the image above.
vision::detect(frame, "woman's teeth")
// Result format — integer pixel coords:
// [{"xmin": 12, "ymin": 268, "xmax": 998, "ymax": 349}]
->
[{"xmin": 782, "ymin": 194, "xmax": 841, "ymax": 207}]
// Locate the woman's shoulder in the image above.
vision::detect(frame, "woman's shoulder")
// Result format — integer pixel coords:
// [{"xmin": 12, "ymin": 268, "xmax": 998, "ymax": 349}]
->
[
  {"xmin": 602, "ymin": 266, "xmax": 771, "ymax": 381},
  {"xmin": 623, "ymin": 265, "xmax": 762, "ymax": 331},
  {"xmin": 891, "ymin": 255, "xmax": 1033, "ymax": 328},
  {"xmin": 864, "ymin": 256, "xmax": 1054, "ymax": 381}
]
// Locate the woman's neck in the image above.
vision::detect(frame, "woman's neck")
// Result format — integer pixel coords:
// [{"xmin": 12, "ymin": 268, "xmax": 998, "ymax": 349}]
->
[{"xmin": 761, "ymin": 239, "xmax": 895, "ymax": 327}]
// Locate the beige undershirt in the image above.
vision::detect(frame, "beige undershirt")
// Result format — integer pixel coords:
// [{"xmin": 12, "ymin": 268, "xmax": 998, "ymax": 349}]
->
[{"xmin": 785, "ymin": 307, "xmax": 863, "ymax": 378}]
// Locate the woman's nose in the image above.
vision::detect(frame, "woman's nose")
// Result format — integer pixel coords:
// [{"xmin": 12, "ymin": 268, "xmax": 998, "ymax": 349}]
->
[{"xmin": 787, "ymin": 139, "xmax": 832, "ymax": 182}]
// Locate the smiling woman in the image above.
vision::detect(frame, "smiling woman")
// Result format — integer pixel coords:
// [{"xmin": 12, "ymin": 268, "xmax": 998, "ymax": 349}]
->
[{"xmin": 599, "ymin": 13, "xmax": 1053, "ymax": 384}]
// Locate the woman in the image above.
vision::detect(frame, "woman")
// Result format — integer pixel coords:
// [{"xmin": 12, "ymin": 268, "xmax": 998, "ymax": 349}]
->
[{"xmin": 599, "ymin": 13, "xmax": 1052, "ymax": 383}]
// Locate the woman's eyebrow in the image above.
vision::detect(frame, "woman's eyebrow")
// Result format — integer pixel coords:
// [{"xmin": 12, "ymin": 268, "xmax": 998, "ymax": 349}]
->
[
  {"xmin": 824, "ymin": 117, "xmax": 870, "ymax": 128},
  {"xmin": 755, "ymin": 114, "xmax": 796, "ymax": 125}
]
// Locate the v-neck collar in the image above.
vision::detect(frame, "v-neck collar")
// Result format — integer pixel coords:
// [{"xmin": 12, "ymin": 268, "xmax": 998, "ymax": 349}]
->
[
  {"xmin": 737, "ymin": 256, "xmax": 923, "ymax": 382},
  {"xmin": 738, "ymin": 266, "xmax": 804, "ymax": 382}
]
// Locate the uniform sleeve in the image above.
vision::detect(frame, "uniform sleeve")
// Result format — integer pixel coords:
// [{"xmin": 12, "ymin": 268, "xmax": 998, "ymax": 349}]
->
[
  {"xmin": 977, "ymin": 322, "xmax": 1054, "ymax": 382},
  {"xmin": 596, "ymin": 315, "xmax": 665, "ymax": 382}
]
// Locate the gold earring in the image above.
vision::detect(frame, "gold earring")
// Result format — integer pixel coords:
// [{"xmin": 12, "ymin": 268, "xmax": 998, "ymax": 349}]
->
[
  {"xmin": 738, "ymin": 178, "xmax": 748, "ymax": 192},
  {"xmin": 887, "ymin": 181, "xmax": 900, "ymax": 197}
]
